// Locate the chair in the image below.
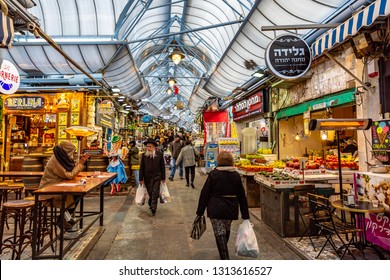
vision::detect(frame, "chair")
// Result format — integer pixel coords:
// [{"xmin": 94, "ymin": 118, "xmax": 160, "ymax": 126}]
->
[
  {"xmin": 307, "ymin": 193, "xmax": 362, "ymax": 259},
  {"xmin": 293, "ymin": 185, "xmax": 317, "ymax": 249}
]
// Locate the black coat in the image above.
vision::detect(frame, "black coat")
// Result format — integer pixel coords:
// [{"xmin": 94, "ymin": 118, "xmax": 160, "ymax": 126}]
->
[
  {"xmin": 139, "ymin": 151, "xmax": 166, "ymax": 182},
  {"xmin": 196, "ymin": 166, "xmax": 250, "ymax": 220}
]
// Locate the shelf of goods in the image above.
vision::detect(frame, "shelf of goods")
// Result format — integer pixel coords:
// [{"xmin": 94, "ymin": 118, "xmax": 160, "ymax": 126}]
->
[{"xmin": 218, "ymin": 138, "xmax": 239, "ymax": 159}]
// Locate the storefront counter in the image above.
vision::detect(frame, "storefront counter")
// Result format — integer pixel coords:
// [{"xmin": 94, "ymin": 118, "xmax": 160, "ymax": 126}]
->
[
  {"xmin": 237, "ymin": 169, "xmax": 260, "ymax": 208},
  {"xmin": 254, "ymin": 174, "xmax": 316, "ymax": 237},
  {"xmin": 354, "ymin": 172, "xmax": 390, "ymax": 251}
]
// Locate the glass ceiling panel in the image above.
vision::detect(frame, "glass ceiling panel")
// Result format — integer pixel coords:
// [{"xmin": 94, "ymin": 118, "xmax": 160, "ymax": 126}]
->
[{"xmin": 7, "ymin": 0, "xmax": 365, "ymax": 127}]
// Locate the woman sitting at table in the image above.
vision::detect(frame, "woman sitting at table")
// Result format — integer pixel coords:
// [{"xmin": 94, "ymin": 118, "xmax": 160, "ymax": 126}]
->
[{"xmin": 39, "ymin": 141, "xmax": 89, "ymax": 226}]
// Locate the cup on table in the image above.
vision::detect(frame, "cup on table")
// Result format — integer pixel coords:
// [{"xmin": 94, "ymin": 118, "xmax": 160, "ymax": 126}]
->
[{"xmin": 372, "ymin": 199, "xmax": 379, "ymax": 207}]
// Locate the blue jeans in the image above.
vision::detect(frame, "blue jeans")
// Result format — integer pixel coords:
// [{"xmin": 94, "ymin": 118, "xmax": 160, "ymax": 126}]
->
[
  {"xmin": 133, "ymin": 169, "xmax": 140, "ymax": 187},
  {"xmin": 170, "ymin": 158, "xmax": 183, "ymax": 178}
]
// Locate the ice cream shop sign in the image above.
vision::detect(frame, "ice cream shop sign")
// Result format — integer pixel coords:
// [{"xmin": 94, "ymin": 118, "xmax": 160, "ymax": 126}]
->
[{"xmin": 4, "ymin": 96, "xmax": 45, "ymax": 110}]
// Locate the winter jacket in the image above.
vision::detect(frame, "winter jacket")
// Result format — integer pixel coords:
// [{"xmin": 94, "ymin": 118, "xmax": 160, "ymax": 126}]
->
[
  {"xmin": 39, "ymin": 154, "xmax": 85, "ymax": 208},
  {"xmin": 196, "ymin": 166, "xmax": 250, "ymax": 220},
  {"xmin": 169, "ymin": 140, "xmax": 184, "ymax": 159},
  {"xmin": 176, "ymin": 144, "xmax": 199, "ymax": 167},
  {"xmin": 128, "ymin": 146, "xmax": 140, "ymax": 165}
]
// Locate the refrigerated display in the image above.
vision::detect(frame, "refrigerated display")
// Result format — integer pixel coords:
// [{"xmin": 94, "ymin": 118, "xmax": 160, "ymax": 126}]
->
[{"xmin": 218, "ymin": 138, "xmax": 240, "ymax": 160}]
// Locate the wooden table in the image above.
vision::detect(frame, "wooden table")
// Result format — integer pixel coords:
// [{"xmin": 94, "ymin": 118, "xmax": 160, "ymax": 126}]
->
[
  {"xmin": 331, "ymin": 199, "xmax": 385, "ymax": 258},
  {"xmin": 31, "ymin": 171, "xmax": 117, "ymax": 260},
  {"xmin": 0, "ymin": 171, "xmax": 44, "ymax": 178}
]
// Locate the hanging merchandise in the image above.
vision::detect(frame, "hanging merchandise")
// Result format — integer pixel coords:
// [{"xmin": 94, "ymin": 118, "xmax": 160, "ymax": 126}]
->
[{"xmin": 173, "ymin": 85, "xmax": 179, "ymax": 95}]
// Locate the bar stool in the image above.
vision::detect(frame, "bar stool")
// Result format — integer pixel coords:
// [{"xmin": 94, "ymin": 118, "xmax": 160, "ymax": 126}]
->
[
  {"xmin": 24, "ymin": 196, "xmax": 56, "ymax": 252},
  {"xmin": 24, "ymin": 185, "xmax": 39, "ymax": 197},
  {"xmin": 0, "ymin": 200, "xmax": 35, "ymax": 259},
  {"xmin": 0, "ymin": 182, "xmax": 24, "ymax": 207}
]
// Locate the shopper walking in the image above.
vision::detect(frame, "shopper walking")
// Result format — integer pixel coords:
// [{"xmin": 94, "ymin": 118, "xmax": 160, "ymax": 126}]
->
[
  {"xmin": 139, "ymin": 138, "xmax": 166, "ymax": 215},
  {"xmin": 128, "ymin": 140, "xmax": 140, "ymax": 189},
  {"xmin": 168, "ymin": 134, "xmax": 184, "ymax": 181},
  {"xmin": 195, "ymin": 151, "xmax": 250, "ymax": 260},
  {"xmin": 176, "ymin": 139, "xmax": 199, "ymax": 188}
]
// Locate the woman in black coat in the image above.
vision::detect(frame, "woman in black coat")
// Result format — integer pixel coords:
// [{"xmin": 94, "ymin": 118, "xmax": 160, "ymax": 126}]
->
[{"xmin": 196, "ymin": 151, "xmax": 250, "ymax": 260}]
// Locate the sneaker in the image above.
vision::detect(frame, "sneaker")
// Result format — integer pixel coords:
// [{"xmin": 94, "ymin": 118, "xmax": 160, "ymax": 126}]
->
[
  {"xmin": 168, "ymin": 177, "xmax": 173, "ymax": 181},
  {"xmin": 191, "ymin": 183, "xmax": 195, "ymax": 189},
  {"xmin": 180, "ymin": 177, "xmax": 184, "ymax": 179},
  {"xmin": 185, "ymin": 183, "xmax": 189, "ymax": 187}
]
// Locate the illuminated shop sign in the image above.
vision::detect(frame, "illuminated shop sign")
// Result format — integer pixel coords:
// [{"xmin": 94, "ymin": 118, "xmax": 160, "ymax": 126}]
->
[
  {"xmin": 232, "ymin": 92, "xmax": 263, "ymax": 121},
  {"xmin": 4, "ymin": 96, "xmax": 45, "ymax": 110},
  {"xmin": 98, "ymin": 100, "xmax": 115, "ymax": 115},
  {"xmin": 265, "ymin": 34, "xmax": 311, "ymax": 80}
]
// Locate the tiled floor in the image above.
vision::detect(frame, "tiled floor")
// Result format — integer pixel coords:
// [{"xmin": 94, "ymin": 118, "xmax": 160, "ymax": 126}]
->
[{"xmin": 1, "ymin": 169, "xmax": 389, "ymax": 260}]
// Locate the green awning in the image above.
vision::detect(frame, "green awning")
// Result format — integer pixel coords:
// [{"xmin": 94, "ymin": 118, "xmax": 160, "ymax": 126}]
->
[{"xmin": 275, "ymin": 88, "xmax": 356, "ymax": 120}]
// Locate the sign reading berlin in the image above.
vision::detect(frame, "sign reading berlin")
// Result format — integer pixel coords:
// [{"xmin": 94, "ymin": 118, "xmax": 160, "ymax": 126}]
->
[
  {"xmin": 4, "ymin": 96, "xmax": 45, "ymax": 110},
  {"xmin": 0, "ymin": 60, "xmax": 20, "ymax": 94},
  {"xmin": 265, "ymin": 34, "xmax": 311, "ymax": 80}
]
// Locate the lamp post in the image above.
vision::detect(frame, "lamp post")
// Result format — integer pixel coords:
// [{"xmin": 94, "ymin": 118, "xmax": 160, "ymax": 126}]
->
[
  {"xmin": 309, "ymin": 118, "xmax": 372, "ymax": 200},
  {"xmin": 64, "ymin": 126, "xmax": 97, "ymax": 162}
]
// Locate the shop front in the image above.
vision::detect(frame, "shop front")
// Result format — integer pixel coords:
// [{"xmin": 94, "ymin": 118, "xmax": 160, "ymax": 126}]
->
[
  {"xmin": 231, "ymin": 89, "xmax": 271, "ymax": 207},
  {"xmin": 1, "ymin": 92, "xmax": 85, "ymax": 172}
]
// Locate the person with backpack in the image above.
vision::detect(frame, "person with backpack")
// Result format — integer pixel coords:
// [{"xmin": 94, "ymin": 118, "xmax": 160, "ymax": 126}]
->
[{"xmin": 168, "ymin": 135, "xmax": 184, "ymax": 181}]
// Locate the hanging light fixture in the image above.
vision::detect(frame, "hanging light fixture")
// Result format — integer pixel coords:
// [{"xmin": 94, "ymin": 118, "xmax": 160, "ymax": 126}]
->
[
  {"xmin": 167, "ymin": 77, "xmax": 177, "ymax": 87},
  {"xmin": 295, "ymin": 133, "xmax": 300, "ymax": 141},
  {"xmin": 168, "ymin": 47, "xmax": 185, "ymax": 65},
  {"xmin": 166, "ymin": 87, "xmax": 173, "ymax": 94},
  {"xmin": 321, "ymin": 131, "xmax": 328, "ymax": 140}
]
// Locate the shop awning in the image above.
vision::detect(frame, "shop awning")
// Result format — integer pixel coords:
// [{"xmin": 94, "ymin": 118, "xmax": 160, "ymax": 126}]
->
[
  {"xmin": 275, "ymin": 89, "xmax": 355, "ymax": 120},
  {"xmin": 311, "ymin": 0, "xmax": 390, "ymax": 57}
]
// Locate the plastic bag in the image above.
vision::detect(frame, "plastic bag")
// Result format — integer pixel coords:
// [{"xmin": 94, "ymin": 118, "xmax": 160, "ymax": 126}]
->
[
  {"xmin": 160, "ymin": 181, "xmax": 171, "ymax": 203},
  {"xmin": 235, "ymin": 220, "xmax": 259, "ymax": 258},
  {"xmin": 135, "ymin": 184, "xmax": 147, "ymax": 206}
]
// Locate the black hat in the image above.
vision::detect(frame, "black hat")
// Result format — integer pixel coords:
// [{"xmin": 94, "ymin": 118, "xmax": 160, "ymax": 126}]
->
[
  {"xmin": 129, "ymin": 140, "xmax": 136, "ymax": 146},
  {"xmin": 143, "ymin": 138, "xmax": 158, "ymax": 146}
]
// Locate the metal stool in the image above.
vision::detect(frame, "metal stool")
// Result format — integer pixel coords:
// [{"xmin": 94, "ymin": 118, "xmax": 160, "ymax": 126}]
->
[{"xmin": 0, "ymin": 200, "xmax": 35, "ymax": 259}]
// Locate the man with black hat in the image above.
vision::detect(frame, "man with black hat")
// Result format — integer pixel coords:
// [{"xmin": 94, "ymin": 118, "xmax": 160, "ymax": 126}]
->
[
  {"xmin": 168, "ymin": 134, "xmax": 184, "ymax": 181},
  {"xmin": 139, "ymin": 138, "xmax": 166, "ymax": 215}
]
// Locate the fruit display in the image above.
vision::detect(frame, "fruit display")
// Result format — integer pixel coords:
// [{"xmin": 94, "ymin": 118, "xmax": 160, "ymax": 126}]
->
[
  {"xmin": 257, "ymin": 170, "xmax": 299, "ymax": 181},
  {"xmin": 325, "ymin": 154, "xmax": 358, "ymax": 170},
  {"xmin": 257, "ymin": 148, "xmax": 273, "ymax": 154},
  {"xmin": 234, "ymin": 159, "xmax": 251, "ymax": 167},
  {"xmin": 238, "ymin": 165, "xmax": 273, "ymax": 172},
  {"xmin": 255, "ymin": 170, "xmax": 305, "ymax": 186}
]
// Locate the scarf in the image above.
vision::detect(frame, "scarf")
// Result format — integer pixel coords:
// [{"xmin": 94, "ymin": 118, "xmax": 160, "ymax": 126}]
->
[{"xmin": 54, "ymin": 145, "xmax": 75, "ymax": 172}]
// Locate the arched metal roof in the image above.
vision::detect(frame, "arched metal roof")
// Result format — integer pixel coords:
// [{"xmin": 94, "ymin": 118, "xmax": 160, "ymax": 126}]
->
[{"xmin": 1, "ymin": 0, "xmax": 373, "ymax": 130}]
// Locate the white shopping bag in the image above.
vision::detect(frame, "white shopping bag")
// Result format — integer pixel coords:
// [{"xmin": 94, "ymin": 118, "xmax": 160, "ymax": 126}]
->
[
  {"xmin": 235, "ymin": 220, "xmax": 259, "ymax": 258},
  {"xmin": 135, "ymin": 184, "xmax": 147, "ymax": 206},
  {"xmin": 159, "ymin": 181, "xmax": 171, "ymax": 203}
]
